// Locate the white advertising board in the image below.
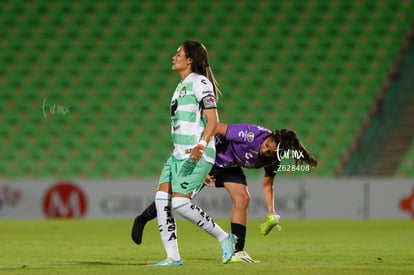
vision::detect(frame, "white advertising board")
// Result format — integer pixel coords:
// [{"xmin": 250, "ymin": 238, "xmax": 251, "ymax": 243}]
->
[{"xmin": 0, "ymin": 179, "xmax": 413, "ymax": 220}]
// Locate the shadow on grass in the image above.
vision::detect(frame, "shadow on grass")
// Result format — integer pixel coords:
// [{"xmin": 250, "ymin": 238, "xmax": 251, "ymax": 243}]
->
[
  {"xmin": 74, "ymin": 257, "xmax": 216, "ymax": 266},
  {"xmin": 0, "ymin": 258, "xmax": 217, "ymax": 272},
  {"xmin": 0, "ymin": 261, "xmax": 148, "ymax": 272},
  {"xmin": 73, "ymin": 261, "xmax": 148, "ymax": 266}
]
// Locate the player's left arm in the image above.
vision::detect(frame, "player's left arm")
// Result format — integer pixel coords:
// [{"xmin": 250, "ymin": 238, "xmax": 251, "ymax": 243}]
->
[
  {"xmin": 190, "ymin": 108, "xmax": 218, "ymax": 162},
  {"xmin": 215, "ymin": 123, "xmax": 228, "ymax": 136},
  {"xmin": 200, "ymin": 108, "xmax": 219, "ymax": 144},
  {"xmin": 189, "ymin": 77, "xmax": 218, "ymax": 162}
]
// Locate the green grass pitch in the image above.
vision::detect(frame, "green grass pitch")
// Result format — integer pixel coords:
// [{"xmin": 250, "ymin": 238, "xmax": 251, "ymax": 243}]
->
[{"xmin": 0, "ymin": 219, "xmax": 413, "ymax": 274}]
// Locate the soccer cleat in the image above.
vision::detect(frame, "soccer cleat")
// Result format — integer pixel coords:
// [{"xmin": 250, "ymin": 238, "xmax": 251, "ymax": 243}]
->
[
  {"xmin": 131, "ymin": 216, "xmax": 147, "ymax": 245},
  {"xmin": 260, "ymin": 214, "xmax": 282, "ymax": 236},
  {"xmin": 229, "ymin": 251, "xmax": 260, "ymax": 263},
  {"xmin": 150, "ymin": 258, "xmax": 184, "ymax": 266},
  {"xmin": 221, "ymin": 233, "xmax": 237, "ymax": 263}
]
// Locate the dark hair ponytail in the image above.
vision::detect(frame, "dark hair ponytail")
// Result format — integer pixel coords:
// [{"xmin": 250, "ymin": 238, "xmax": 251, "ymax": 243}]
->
[
  {"xmin": 182, "ymin": 40, "xmax": 221, "ymax": 100},
  {"xmin": 271, "ymin": 129, "xmax": 318, "ymax": 167}
]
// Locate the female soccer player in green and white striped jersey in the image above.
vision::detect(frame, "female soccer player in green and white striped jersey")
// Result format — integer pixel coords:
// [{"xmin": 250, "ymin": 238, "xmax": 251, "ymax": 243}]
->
[{"xmin": 151, "ymin": 40, "xmax": 236, "ymax": 266}]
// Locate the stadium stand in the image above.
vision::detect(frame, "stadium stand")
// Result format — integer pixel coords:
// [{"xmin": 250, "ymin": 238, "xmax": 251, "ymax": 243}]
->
[
  {"xmin": 395, "ymin": 139, "xmax": 414, "ymax": 177},
  {"xmin": 342, "ymin": 29, "xmax": 414, "ymax": 177},
  {"xmin": 0, "ymin": 0, "xmax": 413, "ymax": 179}
]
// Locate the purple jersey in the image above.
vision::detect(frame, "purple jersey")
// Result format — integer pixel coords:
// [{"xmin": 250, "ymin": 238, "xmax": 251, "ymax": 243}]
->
[{"xmin": 215, "ymin": 124, "xmax": 279, "ymax": 177}]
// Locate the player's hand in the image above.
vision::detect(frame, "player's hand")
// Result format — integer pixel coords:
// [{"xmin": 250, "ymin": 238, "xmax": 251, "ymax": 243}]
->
[
  {"xmin": 260, "ymin": 214, "xmax": 282, "ymax": 236},
  {"xmin": 189, "ymin": 143, "xmax": 205, "ymax": 162},
  {"xmin": 204, "ymin": 175, "xmax": 216, "ymax": 187}
]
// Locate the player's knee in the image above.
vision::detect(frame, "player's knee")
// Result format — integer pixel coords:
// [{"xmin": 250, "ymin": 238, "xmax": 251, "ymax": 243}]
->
[{"xmin": 234, "ymin": 192, "xmax": 250, "ymax": 209}]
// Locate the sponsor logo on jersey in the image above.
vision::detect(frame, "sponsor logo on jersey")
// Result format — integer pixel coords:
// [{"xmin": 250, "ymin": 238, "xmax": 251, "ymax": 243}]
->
[{"xmin": 171, "ymin": 99, "xmax": 178, "ymax": 116}]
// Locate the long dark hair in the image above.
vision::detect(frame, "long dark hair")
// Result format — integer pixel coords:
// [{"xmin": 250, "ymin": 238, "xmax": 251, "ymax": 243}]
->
[
  {"xmin": 269, "ymin": 129, "xmax": 318, "ymax": 167},
  {"xmin": 181, "ymin": 40, "xmax": 221, "ymax": 100}
]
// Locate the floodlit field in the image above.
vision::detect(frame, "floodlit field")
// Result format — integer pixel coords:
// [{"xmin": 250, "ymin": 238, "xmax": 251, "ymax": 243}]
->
[{"xmin": 0, "ymin": 219, "xmax": 413, "ymax": 274}]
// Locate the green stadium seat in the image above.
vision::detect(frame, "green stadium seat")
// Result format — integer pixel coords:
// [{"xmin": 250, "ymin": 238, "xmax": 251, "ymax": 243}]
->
[{"xmin": 0, "ymin": 0, "xmax": 413, "ymax": 178}]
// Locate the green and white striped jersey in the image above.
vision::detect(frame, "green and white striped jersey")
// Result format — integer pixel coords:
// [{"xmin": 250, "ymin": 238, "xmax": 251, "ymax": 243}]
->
[{"xmin": 170, "ymin": 73, "xmax": 216, "ymax": 164}]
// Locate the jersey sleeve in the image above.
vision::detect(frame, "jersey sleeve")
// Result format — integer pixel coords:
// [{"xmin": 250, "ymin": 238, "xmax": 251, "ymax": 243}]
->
[{"xmin": 193, "ymin": 76, "xmax": 216, "ymax": 109}]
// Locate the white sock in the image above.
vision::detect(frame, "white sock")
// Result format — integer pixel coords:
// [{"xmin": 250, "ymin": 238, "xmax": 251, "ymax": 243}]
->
[
  {"xmin": 155, "ymin": 191, "xmax": 181, "ymax": 261},
  {"xmin": 172, "ymin": 197, "xmax": 228, "ymax": 243}
]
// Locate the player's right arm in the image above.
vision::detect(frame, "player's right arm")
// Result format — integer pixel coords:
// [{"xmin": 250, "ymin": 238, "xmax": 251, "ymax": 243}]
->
[
  {"xmin": 259, "ymin": 173, "xmax": 282, "ymax": 235},
  {"xmin": 262, "ymin": 174, "xmax": 277, "ymax": 217}
]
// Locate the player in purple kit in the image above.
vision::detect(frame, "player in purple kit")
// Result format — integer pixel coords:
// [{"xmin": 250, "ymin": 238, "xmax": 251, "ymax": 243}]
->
[{"xmin": 132, "ymin": 123, "xmax": 318, "ymax": 263}]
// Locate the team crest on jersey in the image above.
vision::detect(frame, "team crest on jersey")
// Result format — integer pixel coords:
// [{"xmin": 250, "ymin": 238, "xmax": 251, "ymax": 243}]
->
[
  {"xmin": 247, "ymin": 132, "xmax": 255, "ymax": 142},
  {"xmin": 179, "ymin": 87, "xmax": 187, "ymax": 97}
]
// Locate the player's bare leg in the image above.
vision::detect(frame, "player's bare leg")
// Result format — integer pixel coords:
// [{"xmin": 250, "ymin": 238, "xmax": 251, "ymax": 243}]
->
[{"xmin": 224, "ymin": 182, "xmax": 259, "ymax": 263}]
